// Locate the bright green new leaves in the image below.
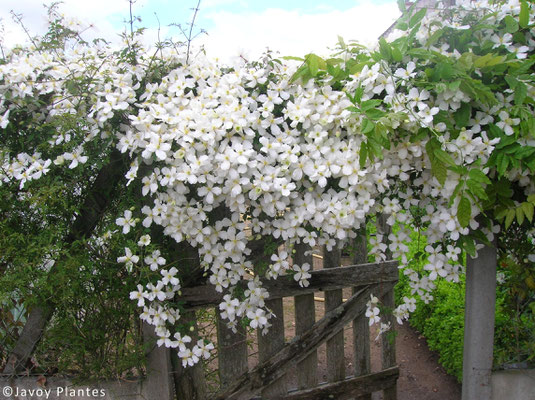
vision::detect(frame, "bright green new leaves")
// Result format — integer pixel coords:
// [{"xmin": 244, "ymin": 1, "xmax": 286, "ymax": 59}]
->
[
  {"xmin": 289, "ymin": 54, "xmax": 323, "ymax": 83},
  {"xmin": 290, "ymin": 0, "xmax": 535, "ymax": 236},
  {"xmin": 409, "ymin": 8, "xmax": 427, "ymax": 29}
]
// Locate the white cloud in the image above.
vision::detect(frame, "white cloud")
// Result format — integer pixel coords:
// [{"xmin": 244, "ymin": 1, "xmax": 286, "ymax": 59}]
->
[
  {"xmin": 0, "ymin": 0, "xmax": 140, "ymax": 48},
  {"xmin": 198, "ymin": 1, "xmax": 400, "ymax": 61},
  {"xmin": 202, "ymin": 0, "xmax": 247, "ymax": 10},
  {"xmin": 0, "ymin": 0, "xmax": 400, "ymax": 63}
]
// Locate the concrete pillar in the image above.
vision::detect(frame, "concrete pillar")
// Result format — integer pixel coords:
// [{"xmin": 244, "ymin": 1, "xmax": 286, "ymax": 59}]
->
[{"xmin": 462, "ymin": 240, "xmax": 497, "ymax": 400}]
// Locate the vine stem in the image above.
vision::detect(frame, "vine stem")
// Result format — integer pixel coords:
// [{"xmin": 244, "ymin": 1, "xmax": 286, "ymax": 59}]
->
[
  {"xmin": 186, "ymin": 0, "xmax": 202, "ymax": 65},
  {"xmin": 129, "ymin": 0, "xmax": 135, "ymax": 38}
]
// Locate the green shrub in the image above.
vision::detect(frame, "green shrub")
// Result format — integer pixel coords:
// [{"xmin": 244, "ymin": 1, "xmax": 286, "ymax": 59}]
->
[{"xmin": 396, "ymin": 271, "xmax": 535, "ymax": 382}]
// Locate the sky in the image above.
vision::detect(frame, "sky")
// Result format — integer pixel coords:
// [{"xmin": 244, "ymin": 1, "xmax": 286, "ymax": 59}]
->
[{"xmin": 0, "ymin": 0, "xmax": 401, "ymax": 61}]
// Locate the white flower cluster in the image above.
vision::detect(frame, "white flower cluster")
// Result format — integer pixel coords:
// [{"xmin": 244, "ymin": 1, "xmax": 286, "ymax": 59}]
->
[{"xmin": 1, "ymin": 0, "xmax": 534, "ymax": 367}]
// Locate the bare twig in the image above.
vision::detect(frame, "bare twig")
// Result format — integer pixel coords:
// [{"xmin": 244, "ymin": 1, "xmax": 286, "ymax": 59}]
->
[
  {"xmin": 186, "ymin": 0, "xmax": 202, "ymax": 65},
  {"xmin": 10, "ymin": 11, "xmax": 38, "ymax": 48}
]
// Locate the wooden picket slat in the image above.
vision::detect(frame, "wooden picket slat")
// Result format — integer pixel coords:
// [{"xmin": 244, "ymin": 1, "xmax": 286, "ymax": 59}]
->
[
  {"xmin": 258, "ymin": 298, "xmax": 287, "ymax": 397},
  {"xmin": 323, "ymin": 245, "xmax": 345, "ymax": 382},
  {"xmin": 352, "ymin": 228, "xmax": 372, "ymax": 400},
  {"xmin": 293, "ymin": 243, "xmax": 318, "ymax": 390},
  {"xmin": 216, "ymin": 312, "xmax": 248, "ymax": 389}
]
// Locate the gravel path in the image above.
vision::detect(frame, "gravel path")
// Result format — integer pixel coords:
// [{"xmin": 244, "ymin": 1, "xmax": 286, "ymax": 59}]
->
[{"xmin": 370, "ymin": 322, "xmax": 461, "ymax": 400}]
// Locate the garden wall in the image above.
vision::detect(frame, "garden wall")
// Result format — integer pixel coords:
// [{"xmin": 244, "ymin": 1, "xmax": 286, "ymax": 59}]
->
[{"xmin": 491, "ymin": 369, "xmax": 535, "ymax": 400}]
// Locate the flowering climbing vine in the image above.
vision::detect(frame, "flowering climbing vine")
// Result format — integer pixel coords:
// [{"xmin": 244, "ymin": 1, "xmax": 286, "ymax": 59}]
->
[{"xmin": 1, "ymin": 0, "xmax": 535, "ymax": 370}]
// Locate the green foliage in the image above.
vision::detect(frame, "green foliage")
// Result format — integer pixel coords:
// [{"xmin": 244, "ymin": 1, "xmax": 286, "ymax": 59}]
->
[
  {"xmin": 29, "ymin": 236, "xmax": 144, "ymax": 378},
  {"xmin": 396, "ymin": 256, "xmax": 535, "ymax": 382},
  {"xmin": 392, "ymin": 216, "xmax": 535, "ymax": 380}
]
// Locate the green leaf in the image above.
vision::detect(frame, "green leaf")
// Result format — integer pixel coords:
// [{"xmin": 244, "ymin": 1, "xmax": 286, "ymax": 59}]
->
[
  {"xmin": 514, "ymin": 81, "xmax": 527, "ymax": 105},
  {"xmin": 361, "ymin": 118, "xmax": 375, "ymax": 134},
  {"xmin": 360, "ymin": 99, "xmax": 383, "ymax": 111},
  {"xmin": 519, "ymin": 0, "xmax": 529, "ymax": 28},
  {"xmin": 468, "ymin": 169, "xmax": 491, "ymax": 184},
  {"xmin": 433, "ymin": 148, "xmax": 456, "ymax": 167},
  {"xmin": 392, "ymin": 46, "xmax": 403, "ymax": 62},
  {"xmin": 457, "ymin": 52, "xmax": 474, "ymax": 71},
  {"xmin": 65, "ymin": 80, "xmax": 78, "ymax": 96},
  {"xmin": 396, "ymin": 21, "xmax": 409, "ymax": 31},
  {"xmin": 289, "ymin": 65, "xmax": 310, "ymax": 83},
  {"xmin": 474, "ymin": 54, "xmax": 506, "ymax": 69},
  {"xmin": 359, "ymin": 143, "xmax": 368, "ymax": 169},
  {"xmin": 348, "ymin": 61, "xmax": 370, "ymax": 75},
  {"xmin": 397, "ymin": 0, "xmax": 406, "ymax": 12},
  {"xmin": 495, "ymin": 134, "xmax": 517, "ymax": 149},
  {"xmin": 451, "ymin": 181, "xmax": 465, "ymax": 206},
  {"xmin": 433, "ymin": 62, "xmax": 454, "ymax": 81},
  {"xmin": 379, "ymin": 38, "xmax": 392, "ymax": 61},
  {"xmin": 282, "ymin": 56, "xmax": 304, "ymax": 62},
  {"xmin": 505, "ymin": 75, "xmax": 519, "ymax": 89},
  {"xmin": 306, "ymin": 54, "xmax": 320, "ymax": 76},
  {"xmin": 462, "ymin": 236, "xmax": 476, "ymax": 257},
  {"xmin": 521, "ymin": 202, "xmax": 534, "ymax": 222},
  {"xmin": 426, "ymin": 138, "xmax": 448, "ymax": 185},
  {"xmin": 409, "ymin": 8, "xmax": 427, "ymax": 29},
  {"xmin": 366, "ymin": 108, "xmax": 386, "ymax": 120},
  {"xmin": 448, "ymin": 80, "xmax": 461, "ymax": 91},
  {"xmin": 454, "ymin": 103, "xmax": 472, "ymax": 128},
  {"xmin": 426, "ymin": 28, "xmax": 443, "ymax": 47},
  {"xmin": 471, "ymin": 229, "xmax": 492, "ymax": 247},
  {"xmin": 367, "ymin": 137, "xmax": 383, "ymax": 159},
  {"xmin": 467, "ymin": 179, "xmax": 488, "ymax": 200},
  {"xmin": 432, "ymin": 158, "xmax": 448, "ymax": 185},
  {"xmin": 504, "ymin": 15, "xmax": 519, "ymax": 33},
  {"xmin": 495, "ymin": 179, "xmax": 513, "ymax": 199},
  {"xmin": 474, "ymin": 53, "xmax": 493, "ymax": 69},
  {"xmin": 326, "ymin": 63, "xmax": 337, "ymax": 77},
  {"xmin": 352, "ymin": 86, "xmax": 364, "ymax": 104},
  {"xmin": 337, "ymin": 35, "xmax": 347, "ymax": 50},
  {"xmin": 496, "ymin": 153, "xmax": 510, "ymax": 176},
  {"xmin": 514, "ymin": 146, "xmax": 535, "ymax": 159},
  {"xmin": 505, "ymin": 208, "xmax": 515, "ymax": 229},
  {"xmin": 516, "ymin": 206, "xmax": 525, "ymax": 225},
  {"xmin": 457, "ymin": 196, "xmax": 471, "ymax": 228}
]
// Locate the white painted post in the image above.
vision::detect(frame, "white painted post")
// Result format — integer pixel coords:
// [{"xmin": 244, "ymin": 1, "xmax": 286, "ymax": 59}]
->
[{"xmin": 461, "ymin": 240, "xmax": 497, "ymax": 400}]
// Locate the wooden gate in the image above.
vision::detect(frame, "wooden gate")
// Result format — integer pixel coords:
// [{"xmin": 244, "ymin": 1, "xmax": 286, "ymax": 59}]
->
[
  {"xmin": 175, "ymin": 240, "xmax": 399, "ymax": 400},
  {"xmin": 1, "ymin": 233, "xmax": 399, "ymax": 400}
]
